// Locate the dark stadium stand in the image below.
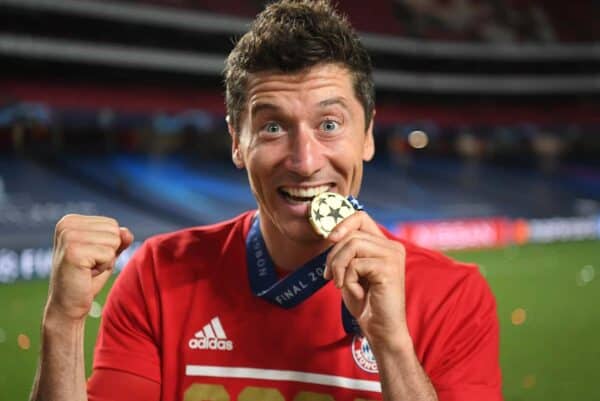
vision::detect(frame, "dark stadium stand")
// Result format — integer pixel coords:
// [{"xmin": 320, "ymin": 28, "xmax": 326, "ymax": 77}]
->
[
  {"xmin": 4, "ymin": 80, "xmax": 599, "ymax": 127},
  {"xmin": 56, "ymin": 154, "xmax": 255, "ymax": 224},
  {"xmin": 0, "ymin": 156, "xmax": 181, "ymax": 248},
  {"xmin": 541, "ymin": 1, "xmax": 599, "ymax": 42},
  {"xmin": 34, "ymin": 153, "xmax": 599, "ymax": 232},
  {"xmin": 0, "ymin": 0, "xmax": 598, "ymax": 244},
  {"xmin": 136, "ymin": 0, "xmax": 262, "ymax": 18},
  {"xmin": 117, "ymin": 0, "xmax": 599, "ymax": 42}
]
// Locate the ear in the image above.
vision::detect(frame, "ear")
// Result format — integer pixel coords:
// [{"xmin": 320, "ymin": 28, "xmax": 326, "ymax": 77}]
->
[
  {"xmin": 227, "ymin": 116, "xmax": 245, "ymax": 169},
  {"xmin": 362, "ymin": 111, "xmax": 375, "ymax": 162}
]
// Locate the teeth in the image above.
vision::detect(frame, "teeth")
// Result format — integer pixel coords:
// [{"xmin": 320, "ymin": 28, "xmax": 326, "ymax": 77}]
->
[{"xmin": 281, "ymin": 185, "xmax": 330, "ymax": 198}]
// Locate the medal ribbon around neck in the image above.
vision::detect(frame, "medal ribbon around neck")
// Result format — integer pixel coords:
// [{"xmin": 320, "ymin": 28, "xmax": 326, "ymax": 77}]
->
[{"xmin": 246, "ymin": 194, "xmax": 364, "ymax": 335}]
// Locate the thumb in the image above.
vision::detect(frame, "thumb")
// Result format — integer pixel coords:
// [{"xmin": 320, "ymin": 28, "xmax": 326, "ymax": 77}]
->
[{"xmin": 117, "ymin": 227, "xmax": 134, "ymax": 256}]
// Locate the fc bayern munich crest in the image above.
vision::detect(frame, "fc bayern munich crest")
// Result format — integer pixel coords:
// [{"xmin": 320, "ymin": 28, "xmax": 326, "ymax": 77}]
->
[{"xmin": 351, "ymin": 335, "xmax": 378, "ymax": 373}]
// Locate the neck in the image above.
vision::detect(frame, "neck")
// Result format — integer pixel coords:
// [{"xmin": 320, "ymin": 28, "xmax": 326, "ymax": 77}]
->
[{"xmin": 259, "ymin": 215, "xmax": 329, "ymax": 272}]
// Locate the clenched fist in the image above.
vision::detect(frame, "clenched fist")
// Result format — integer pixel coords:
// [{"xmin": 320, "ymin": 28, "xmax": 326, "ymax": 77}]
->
[{"xmin": 46, "ymin": 214, "xmax": 134, "ymax": 321}]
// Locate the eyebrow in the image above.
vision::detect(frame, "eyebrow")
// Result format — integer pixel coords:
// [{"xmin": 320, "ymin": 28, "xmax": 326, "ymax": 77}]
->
[
  {"xmin": 250, "ymin": 102, "xmax": 281, "ymax": 120},
  {"xmin": 250, "ymin": 96, "xmax": 350, "ymax": 120},
  {"xmin": 318, "ymin": 97, "xmax": 350, "ymax": 111}
]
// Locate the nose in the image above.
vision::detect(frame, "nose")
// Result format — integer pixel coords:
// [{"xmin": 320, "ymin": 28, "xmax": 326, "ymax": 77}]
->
[{"xmin": 285, "ymin": 124, "xmax": 324, "ymax": 177}]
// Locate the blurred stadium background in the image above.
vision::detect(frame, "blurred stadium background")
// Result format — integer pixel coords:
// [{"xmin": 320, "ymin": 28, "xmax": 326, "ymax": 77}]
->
[{"xmin": 0, "ymin": 0, "xmax": 599, "ymax": 400}]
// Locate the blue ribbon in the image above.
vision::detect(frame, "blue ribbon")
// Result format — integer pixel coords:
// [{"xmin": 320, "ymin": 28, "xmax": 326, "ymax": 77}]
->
[{"xmin": 246, "ymin": 195, "xmax": 364, "ymax": 335}]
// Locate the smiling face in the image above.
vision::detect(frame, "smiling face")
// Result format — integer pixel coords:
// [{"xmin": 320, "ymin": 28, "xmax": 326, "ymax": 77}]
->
[{"xmin": 229, "ymin": 63, "xmax": 374, "ymax": 248}]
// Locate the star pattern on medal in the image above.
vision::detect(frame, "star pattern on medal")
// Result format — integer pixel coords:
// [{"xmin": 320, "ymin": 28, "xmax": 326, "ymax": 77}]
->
[
  {"xmin": 313, "ymin": 208, "xmax": 324, "ymax": 222},
  {"xmin": 327, "ymin": 205, "xmax": 343, "ymax": 223},
  {"xmin": 309, "ymin": 192, "xmax": 357, "ymax": 237}
]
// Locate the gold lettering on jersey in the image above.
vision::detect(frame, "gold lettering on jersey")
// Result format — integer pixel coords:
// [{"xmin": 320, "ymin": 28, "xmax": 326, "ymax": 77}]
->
[
  {"xmin": 239, "ymin": 387, "xmax": 285, "ymax": 401},
  {"xmin": 184, "ymin": 383, "xmax": 230, "ymax": 401},
  {"xmin": 183, "ymin": 383, "xmax": 380, "ymax": 401},
  {"xmin": 274, "ymin": 280, "xmax": 309, "ymax": 305},
  {"xmin": 293, "ymin": 391, "xmax": 335, "ymax": 401}
]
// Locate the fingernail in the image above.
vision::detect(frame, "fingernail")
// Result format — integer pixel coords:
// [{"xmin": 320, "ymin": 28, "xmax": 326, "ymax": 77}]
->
[{"xmin": 323, "ymin": 264, "xmax": 329, "ymax": 278}]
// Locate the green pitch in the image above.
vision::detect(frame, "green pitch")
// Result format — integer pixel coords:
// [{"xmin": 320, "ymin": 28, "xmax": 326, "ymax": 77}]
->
[
  {"xmin": 447, "ymin": 240, "xmax": 600, "ymax": 401},
  {"xmin": 1, "ymin": 240, "xmax": 598, "ymax": 400}
]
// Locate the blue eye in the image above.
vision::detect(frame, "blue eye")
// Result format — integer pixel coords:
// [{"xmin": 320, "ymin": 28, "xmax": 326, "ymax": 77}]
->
[
  {"xmin": 263, "ymin": 122, "xmax": 282, "ymax": 134},
  {"xmin": 321, "ymin": 120, "xmax": 339, "ymax": 132}
]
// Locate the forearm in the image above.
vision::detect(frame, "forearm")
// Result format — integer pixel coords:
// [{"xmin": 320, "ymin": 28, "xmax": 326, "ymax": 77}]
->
[
  {"xmin": 30, "ymin": 307, "xmax": 88, "ymax": 401},
  {"xmin": 373, "ymin": 337, "xmax": 438, "ymax": 401}
]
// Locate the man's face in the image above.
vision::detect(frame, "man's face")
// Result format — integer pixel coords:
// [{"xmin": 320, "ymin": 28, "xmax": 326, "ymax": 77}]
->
[{"xmin": 229, "ymin": 63, "xmax": 374, "ymax": 243}]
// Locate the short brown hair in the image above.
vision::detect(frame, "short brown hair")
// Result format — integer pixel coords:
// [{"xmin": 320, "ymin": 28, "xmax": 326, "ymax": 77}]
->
[{"xmin": 224, "ymin": 0, "xmax": 375, "ymax": 132}]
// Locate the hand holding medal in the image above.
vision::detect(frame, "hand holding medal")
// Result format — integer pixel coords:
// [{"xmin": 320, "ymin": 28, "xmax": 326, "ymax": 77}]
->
[{"xmin": 309, "ymin": 192, "xmax": 412, "ymax": 352}]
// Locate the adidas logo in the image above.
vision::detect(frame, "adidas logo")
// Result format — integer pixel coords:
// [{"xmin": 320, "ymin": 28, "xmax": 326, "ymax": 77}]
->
[{"xmin": 188, "ymin": 317, "xmax": 234, "ymax": 351}]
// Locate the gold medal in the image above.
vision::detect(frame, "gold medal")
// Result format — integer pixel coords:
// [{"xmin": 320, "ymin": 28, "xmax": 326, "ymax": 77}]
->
[{"xmin": 309, "ymin": 192, "xmax": 356, "ymax": 238}]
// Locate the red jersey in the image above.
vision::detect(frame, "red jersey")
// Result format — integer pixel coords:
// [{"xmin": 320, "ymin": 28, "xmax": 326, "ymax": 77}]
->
[{"xmin": 91, "ymin": 211, "xmax": 502, "ymax": 401}]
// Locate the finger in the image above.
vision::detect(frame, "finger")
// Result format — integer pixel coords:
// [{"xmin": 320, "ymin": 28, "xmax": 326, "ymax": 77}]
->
[
  {"xmin": 59, "ymin": 214, "xmax": 120, "ymax": 224},
  {"xmin": 63, "ymin": 242, "xmax": 118, "ymax": 271},
  {"xmin": 117, "ymin": 227, "xmax": 134, "ymax": 256},
  {"xmin": 328, "ymin": 211, "xmax": 383, "ymax": 242},
  {"xmin": 324, "ymin": 230, "xmax": 374, "ymax": 280},
  {"xmin": 91, "ymin": 261, "xmax": 115, "ymax": 277},
  {"xmin": 91, "ymin": 264, "xmax": 114, "ymax": 278},
  {"xmin": 342, "ymin": 258, "xmax": 379, "ymax": 302},
  {"xmin": 327, "ymin": 235, "xmax": 385, "ymax": 288},
  {"xmin": 60, "ymin": 222, "xmax": 121, "ymax": 237},
  {"xmin": 58, "ymin": 229, "xmax": 122, "ymax": 250},
  {"xmin": 56, "ymin": 215, "xmax": 120, "ymax": 240},
  {"xmin": 55, "ymin": 224, "xmax": 120, "ymax": 252},
  {"xmin": 57, "ymin": 214, "xmax": 120, "ymax": 230},
  {"xmin": 326, "ymin": 230, "xmax": 392, "ymax": 274}
]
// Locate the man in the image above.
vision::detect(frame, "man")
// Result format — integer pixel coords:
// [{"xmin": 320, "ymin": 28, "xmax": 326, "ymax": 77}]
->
[{"xmin": 30, "ymin": 1, "xmax": 502, "ymax": 400}]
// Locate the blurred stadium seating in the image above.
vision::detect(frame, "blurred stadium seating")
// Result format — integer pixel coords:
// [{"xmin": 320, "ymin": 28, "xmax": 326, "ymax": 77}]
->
[
  {"xmin": 101, "ymin": 0, "xmax": 600, "ymax": 42},
  {"xmin": 0, "ymin": 0, "xmax": 598, "ymax": 240},
  {"xmin": 1, "ymin": 0, "xmax": 599, "ymax": 246}
]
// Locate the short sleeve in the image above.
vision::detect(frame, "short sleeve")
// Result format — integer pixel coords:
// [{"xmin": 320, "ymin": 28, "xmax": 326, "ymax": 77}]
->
[
  {"xmin": 88, "ymin": 368, "xmax": 160, "ymax": 401},
  {"xmin": 90, "ymin": 240, "xmax": 162, "ymax": 384},
  {"xmin": 431, "ymin": 269, "xmax": 503, "ymax": 401}
]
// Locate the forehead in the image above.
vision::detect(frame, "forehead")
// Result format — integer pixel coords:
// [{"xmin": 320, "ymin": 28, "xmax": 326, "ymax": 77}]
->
[{"xmin": 246, "ymin": 64, "xmax": 356, "ymax": 108}]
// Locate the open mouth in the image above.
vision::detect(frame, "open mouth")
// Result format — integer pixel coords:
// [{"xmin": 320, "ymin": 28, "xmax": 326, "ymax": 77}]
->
[{"xmin": 278, "ymin": 185, "xmax": 332, "ymax": 203}]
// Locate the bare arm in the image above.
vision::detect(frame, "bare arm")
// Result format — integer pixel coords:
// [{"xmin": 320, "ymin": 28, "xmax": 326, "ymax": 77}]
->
[
  {"xmin": 30, "ymin": 309, "xmax": 87, "ymax": 401},
  {"xmin": 372, "ymin": 338, "xmax": 437, "ymax": 401},
  {"xmin": 29, "ymin": 215, "xmax": 133, "ymax": 401},
  {"xmin": 325, "ymin": 212, "xmax": 437, "ymax": 401}
]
